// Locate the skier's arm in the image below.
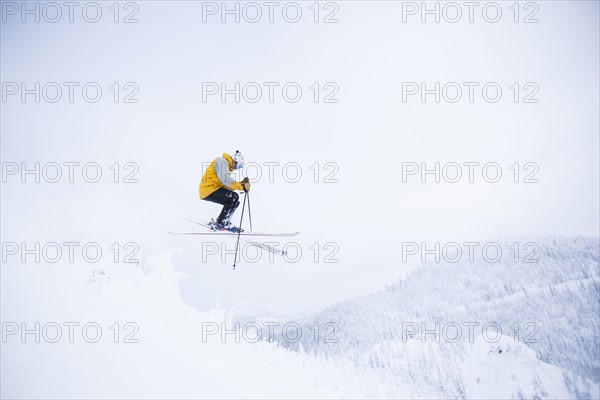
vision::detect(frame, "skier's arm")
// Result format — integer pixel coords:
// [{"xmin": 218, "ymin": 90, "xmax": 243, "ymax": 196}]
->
[{"xmin": 214, "ymin": 157, "xmax": 244, "ymax": 190}]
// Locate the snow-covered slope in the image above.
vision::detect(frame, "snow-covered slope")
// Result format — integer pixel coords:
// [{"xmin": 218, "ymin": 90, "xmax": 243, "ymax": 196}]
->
[
  {"xmin": 0, "ymin": 249, "xmax": 351, "ymax": 399},
  {"xmin": 2, "ymin": 236, "xmax": 598, "ymax": 398},
  {"xmin": 463, "ymin": 334, "xmax": 572, "ymax": 399},
  {"xmin": 248, "ymin": 236, "xmax": 600, "ymax": 399}
]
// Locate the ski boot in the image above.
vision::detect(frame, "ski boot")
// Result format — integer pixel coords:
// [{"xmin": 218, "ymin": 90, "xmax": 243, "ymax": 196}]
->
[{"xmin": 208, "ymin": 219, "xmax": 243, "ymax": 233}]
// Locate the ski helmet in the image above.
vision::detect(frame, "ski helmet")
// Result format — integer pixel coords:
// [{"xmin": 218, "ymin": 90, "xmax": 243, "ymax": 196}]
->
[{"xmin": 232, "ymin": 150, "xmax": 245, "ymax": 169}]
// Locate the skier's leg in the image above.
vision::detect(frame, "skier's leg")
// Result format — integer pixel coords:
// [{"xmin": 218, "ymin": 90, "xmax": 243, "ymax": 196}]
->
[
  {"xmin": 218, "ymin": 190, "xmax": 239, "ymax": 224},
  {"xmin": 203, "ymin": 188, "xmax": 239, "ymax": 224},
  {"xmin": 203, "ymin": 188, "xmax": 229, "ymax": 222}
]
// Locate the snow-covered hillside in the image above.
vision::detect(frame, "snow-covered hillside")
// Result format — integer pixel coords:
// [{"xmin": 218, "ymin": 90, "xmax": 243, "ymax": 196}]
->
[
  {"xmin": 0, "ymin": 249, "xmax": 356, "ymax": 398},
  {"xmin": 1, "ymin": 236, "xmax": 598, "ymax": 399},
  {"xmin": 243, "ymin": 236, "xmax": 600, "ymax": 398}
]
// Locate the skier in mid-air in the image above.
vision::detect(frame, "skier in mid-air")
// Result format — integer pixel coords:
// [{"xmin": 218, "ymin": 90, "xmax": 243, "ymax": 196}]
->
[{"xmin": 199, "ymin": 151, "xmax": 250, "ymax": 232}]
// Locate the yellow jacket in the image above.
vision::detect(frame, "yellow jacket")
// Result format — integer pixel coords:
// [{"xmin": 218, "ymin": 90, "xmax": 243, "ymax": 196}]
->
[{"xmin": 200, "ymin": 153, "xmax": 244, "ymax": 199}]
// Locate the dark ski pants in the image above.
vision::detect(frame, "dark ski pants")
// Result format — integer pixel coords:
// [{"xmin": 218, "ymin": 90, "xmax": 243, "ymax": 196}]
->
[{"xmin": 203, "ymin": 188, "xmax": 240, "ymax": 224}]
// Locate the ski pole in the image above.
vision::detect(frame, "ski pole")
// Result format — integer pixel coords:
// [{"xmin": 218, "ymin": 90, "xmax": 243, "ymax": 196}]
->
[
  {"xmin": 233, "ymin": 192, "xmax": 247, "ymax": 270},
  {"xmin": 247, "ymin": 191, "xmax": 253, "ymax": 232}
]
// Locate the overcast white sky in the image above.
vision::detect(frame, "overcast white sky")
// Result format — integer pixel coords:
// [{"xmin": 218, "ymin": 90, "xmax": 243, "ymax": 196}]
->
[{"xmin": 2, "ymin": 1, "xmax": 599, "ymax": 314}]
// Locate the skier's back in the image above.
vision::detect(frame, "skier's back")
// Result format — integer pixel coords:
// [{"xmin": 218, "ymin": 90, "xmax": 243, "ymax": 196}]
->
[{"xmin": 200, "ymin": 151, "xmax": 250, "ymax": 232}]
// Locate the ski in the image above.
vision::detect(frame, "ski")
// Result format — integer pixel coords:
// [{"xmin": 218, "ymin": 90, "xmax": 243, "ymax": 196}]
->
[
  {"xmin": 174, "ymin": 216, "xmax": 299, "ymax": 237},
  {"xmin": 170, "ymin": 217, "xmax": 298, "ymax": 258},
  {"xmin": 178, "ymin": 216, "xmax": 217, "ymax": 231},
  {"xmin": 167, "ymin": 230, "xmax": 299, "ymax": 237},
  {"xmin": 243, "ymin": 239, "xmax": 289, "ymax": 256}
]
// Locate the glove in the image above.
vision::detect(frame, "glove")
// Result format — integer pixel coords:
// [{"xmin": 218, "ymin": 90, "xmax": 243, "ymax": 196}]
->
[{"xmin": 241, "ymin": 177, "xmax": 250, "ymax": 192}]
